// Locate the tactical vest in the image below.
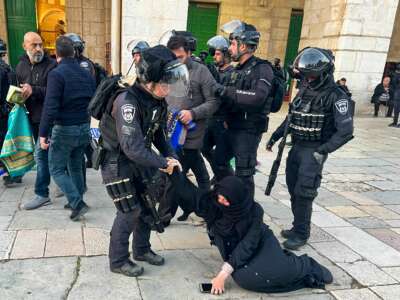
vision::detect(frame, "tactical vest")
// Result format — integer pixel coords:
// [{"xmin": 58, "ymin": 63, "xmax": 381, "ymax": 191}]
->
[
  {"xmin": 99, "ymin": 86, "xmax": 167, "ymax": 153},
  {"xmin": 289, "ymin": 86, "xmax": 333, "ymax": 142}
]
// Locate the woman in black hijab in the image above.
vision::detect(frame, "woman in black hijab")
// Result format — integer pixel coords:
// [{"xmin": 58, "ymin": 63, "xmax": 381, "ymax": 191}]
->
[{"xmin": 173, "ymin": 175, "xmax": 333, "ymax": 295}]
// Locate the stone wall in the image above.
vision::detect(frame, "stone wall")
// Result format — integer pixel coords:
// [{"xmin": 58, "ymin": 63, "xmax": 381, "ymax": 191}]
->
[
  {"xmin": 195, "ymin": 0, "xmax": 304, "ymax": 62},
  {"xmin": 299, "ymin": 0, "xmax": 398, "ymax": 114},
  {"xmin": 387, "ymin": 4, "xmax": 400, "ymax": 62},
  {"xmin": 120, "ymin": 0, "xmax": 188, "ymax": 74},
  {"xmin": 0, "ymin": 0, "xmax": 8, "ymax": 63},
  {"xmin": 65, "ymin": 0, "xmax": 111, "ymax": 67}
]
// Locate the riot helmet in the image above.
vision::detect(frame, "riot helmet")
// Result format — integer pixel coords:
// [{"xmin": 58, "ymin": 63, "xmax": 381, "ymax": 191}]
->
[
  {"xmin": 64, "ymin": 33, "xmax": 85, "ymax": 56},
  {"xmin": 159, "ymin": 30, "xmax": 197, "ymax": 52},
  {"xmin": 207, "ymin": 35, "xmax": 231, "ymax": 67},
  {"xmin": 293, "ymin": 47, "xmax": 335, "ymax": 90},
  {"xmin": 127, "ymin": 40, "xmax": 150, "ymax": 56},
  {"xmin": 221, "ymin": 20, "xmax": 260, "ymax": 61},
  {"xmin": 136, "ymin": 45, "xmax": 189, "ymax": 97},
  {"xmin": 0, "ymin": 39, "xmax": 6, "ymax": 56}
]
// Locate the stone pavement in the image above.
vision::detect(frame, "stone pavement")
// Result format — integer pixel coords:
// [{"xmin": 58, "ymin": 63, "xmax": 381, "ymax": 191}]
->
[{"xmin": 1, "ymin": 115, "xmax": 400, "ymax": 299}]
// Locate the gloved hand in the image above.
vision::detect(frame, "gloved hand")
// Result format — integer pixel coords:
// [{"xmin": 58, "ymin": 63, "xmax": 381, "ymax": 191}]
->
[
  {"xmin": 214, "ymin": 83, "xmax": 226, "ymax": 97},
  {"xmin": 313, "ymin": 152, "xmax": 326, "ymax": 165},
  {"xmin": 266, "ymin": 138, "xmax": 275, "ymax": 151}
]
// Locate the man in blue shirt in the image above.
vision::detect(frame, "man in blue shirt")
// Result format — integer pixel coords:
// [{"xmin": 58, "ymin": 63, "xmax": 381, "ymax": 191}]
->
[{"xmin": 39, "ymin": 36, "xmax": 96, "ymax": 221}]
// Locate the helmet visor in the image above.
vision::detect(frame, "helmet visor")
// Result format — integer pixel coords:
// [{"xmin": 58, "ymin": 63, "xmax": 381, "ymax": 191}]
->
[
  {"xmin": 127, "ymin": 39, "xmax": 149, "ymax": 54},
  {"xmin": 293, "ymin": 48, "xmax": 331, "ymax": 77},
  {"xmin": 159, "ymin": 30, "xmax": 175, "ymax": 46},
  {"xmin": 160, "ymin": 60, "xmax": 189, "ymax": 97},
  {"xmin": 221, "ymin": 20, "xmax": 244, "ymax": 35}
]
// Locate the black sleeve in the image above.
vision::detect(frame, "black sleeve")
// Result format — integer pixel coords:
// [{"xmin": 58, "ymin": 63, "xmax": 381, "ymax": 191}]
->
[
  {"xmin": 371, "ymin": 84, "xmax": 381, "ymax": 103},
  {"xmin": 114, "ymin": 95, "xmax": 168, "ymax": 169},
  {"xmin": 153, "ymin": 126, "xmax": 177, "ymax": 159},
  {"xmin": 224, "ymin": 63, "xmax": 274, "ymax": 111},
  {"xmin": 269, "ymin": 117, "xmax": 288, "ymax": 143},
  {"xmin": 318, "ymin": 96, "xmax": 354, "ymax": 154},
  {"xmin": 228, "ymin": 204, "xmax": 264, "ymax": 270}
]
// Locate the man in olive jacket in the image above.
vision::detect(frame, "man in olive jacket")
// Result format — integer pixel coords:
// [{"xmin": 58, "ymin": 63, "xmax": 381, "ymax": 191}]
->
[{"xmin": 166, "ymin": 35, "xmax": 219, "ymax": 220}]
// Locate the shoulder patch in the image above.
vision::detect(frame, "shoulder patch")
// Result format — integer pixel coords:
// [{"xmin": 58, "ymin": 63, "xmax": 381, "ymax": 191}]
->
[
  {"xmin": 335, "ymin": 99, "xmax": 349, "ymax": 115},
  {"xmin": 121, "ymin": 104, "xmax": 135, "ymax": 123},
  {"xmin": 80, "ymin": 61, "xmax": 90, "ymax": 69}
]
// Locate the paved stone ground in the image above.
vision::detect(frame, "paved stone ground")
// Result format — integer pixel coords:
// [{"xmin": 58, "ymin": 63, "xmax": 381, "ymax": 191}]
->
[{"xmin": 1, "ymin": 114, "xmax": 400, "ymax": 299}]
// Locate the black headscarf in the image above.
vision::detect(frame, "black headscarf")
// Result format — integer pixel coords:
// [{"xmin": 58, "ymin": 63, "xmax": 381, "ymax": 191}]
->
[{"xmin": 213, "ymin": 176, "xmax": 254, "ymax": 237}]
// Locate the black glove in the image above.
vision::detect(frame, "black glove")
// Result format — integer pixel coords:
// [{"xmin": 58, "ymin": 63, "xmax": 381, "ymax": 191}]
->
[
  {"xmin": 313, "ymin": 152, "xmax": 327, "ymax": 165},
  {"xmin": 266, "ymin": 138, "xmax": 275, "ymax": 151},
  {"xmin": 214, "ymin": 83, "xmax": 226, "ymax": 98}
]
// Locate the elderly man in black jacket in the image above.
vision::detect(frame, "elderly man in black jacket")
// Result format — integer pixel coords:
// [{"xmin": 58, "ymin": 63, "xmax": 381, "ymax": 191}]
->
[
  {"xmin": 17, "ymin": 32, "xmax": 57, "ymax": 207},
  {"xmin": 371, "ymin": 76, "xmax": 393, "ymax": 117}
]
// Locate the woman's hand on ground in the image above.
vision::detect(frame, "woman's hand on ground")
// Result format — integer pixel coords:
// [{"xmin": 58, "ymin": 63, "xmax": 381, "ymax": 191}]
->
[{"xmin": 211, "ymin": 271, "xmax": 229, "ymax": 295}]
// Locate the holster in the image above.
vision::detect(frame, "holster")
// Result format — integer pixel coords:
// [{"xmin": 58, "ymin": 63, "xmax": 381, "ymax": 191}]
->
[{"xmin": 91, "ymin": 138, "xmax": 106, "ymax": 170}]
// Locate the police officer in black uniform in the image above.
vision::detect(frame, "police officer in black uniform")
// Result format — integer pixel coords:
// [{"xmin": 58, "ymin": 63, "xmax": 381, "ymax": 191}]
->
[
  {"xmin": 202, "ymin": 35, "xmax": 234, "ymax": 183},
  {"xmin": 215, "ymin": 20, "xmax": 274, "ymax": 199},
  {"xmin": 99, "ymin": 45, "xmax": 188, "ymax": 277},
  {"xmin": 267, "ymin": 48, "xmax": 354, "ymax": 250},
  {"xmin": 64, "ymin": 33, "xmax": 107, "ymax": 86}
]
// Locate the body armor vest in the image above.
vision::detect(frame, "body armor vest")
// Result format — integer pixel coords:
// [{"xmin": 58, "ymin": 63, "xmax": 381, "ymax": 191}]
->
[
  {"xmin": 225, "ymin": 57, "xmax": 270, "ymax": 131},
  {"xmin": 100, "ymin": 86, "xmax": 167, "ymax": 153},
  {"xmin": 290, "ymin": 87, "xmax": 331, "ymax": 142}
]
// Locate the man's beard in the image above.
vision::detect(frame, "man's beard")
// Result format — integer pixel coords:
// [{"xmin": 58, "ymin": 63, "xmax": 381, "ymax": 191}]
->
[{"xmin": 27, "ymin": 50, "xmax": 44, "ymax": 63}]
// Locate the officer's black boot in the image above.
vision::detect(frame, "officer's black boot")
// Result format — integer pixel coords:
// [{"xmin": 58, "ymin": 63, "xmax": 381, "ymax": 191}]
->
[
  {"xmin": 134, "ymin": 249, "xmax": 165, "ymax": 266},
  {"xmin": 111, "ymin": 260, "xmax": 144, "ymax": 277},
  {"xmin": 283, "ymin": 197, "xmax": 313, "ymax": 250},
  {"xmin": 281, "ymin": 197, "xmax": 297, "ymax": 239},
  {"xmin": 177, "ymin": 212, "xmax": 190, "ymax": 221}
]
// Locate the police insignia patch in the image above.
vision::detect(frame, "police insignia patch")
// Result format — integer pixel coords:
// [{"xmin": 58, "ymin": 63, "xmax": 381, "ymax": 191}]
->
[
  {"xmin": 121, "ymin": 104, "xmax": 135, "ymax": 123},
  {"xmin": 335, "ymin": 99, "xmax": 349, "ymax": 115}
]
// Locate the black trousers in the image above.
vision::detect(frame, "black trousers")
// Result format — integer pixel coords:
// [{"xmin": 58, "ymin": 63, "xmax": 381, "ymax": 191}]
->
[
  {"xmin": 202, "ymin": 118, "xmax": 234, "ymax": 181},
  {"xmin": 178, "ymin": 148, "xmax": 210, "ymax": 191},
  {"xmin": 394, "ymin": 101, "xmax": 400, "ymax": 124},
  {"xmin": 374, "ymin": 101, "xmax": 393, "ymax": 117},
  {"xmin": 285, "ymin": 143, "xmax": 325, "ymax": 239},
  {"xmin": 225, "ymin": 129, "xmax": 262, "ymax": 200},
  {"xmin": 109, "ymin": 208, "xmax": 151, "ymax": 268}
]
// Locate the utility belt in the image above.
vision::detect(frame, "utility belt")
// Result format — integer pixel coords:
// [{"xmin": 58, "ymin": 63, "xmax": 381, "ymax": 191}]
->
[
  {"xmin": 227, "ymin": 113, "xmax": 269, "ymax": 132},
  {"xmin": 290, "ymin": 111, "xmax": 325, "ymax": 141}
]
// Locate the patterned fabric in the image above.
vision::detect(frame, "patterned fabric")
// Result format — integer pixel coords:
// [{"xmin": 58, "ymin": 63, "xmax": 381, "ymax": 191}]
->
[{"xmin": 0, "ymin": 104, "xmax": 35, "ymax": 177}]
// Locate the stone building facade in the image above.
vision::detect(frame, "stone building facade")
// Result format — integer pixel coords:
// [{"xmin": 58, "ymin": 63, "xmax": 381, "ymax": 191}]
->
[{"xmin": 1, "ymin": 0, "xmax": 400, "ymax": 113}]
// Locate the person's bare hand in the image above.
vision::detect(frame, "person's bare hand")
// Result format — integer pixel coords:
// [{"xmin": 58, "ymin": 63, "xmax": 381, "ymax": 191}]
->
[
  {"xmin": 39, "ymin": 137, "xmax": 49, "ymax": 150},
  {"xmin": 159, "ymin": 158, "xmax": 182, "ymax": 175},
  {"xmin": 20, "ymin": 83, "xmax": 33, "ymax": 100},
  {"xmin": 211, "ymin": 271, "xmax": 228, "ymax": 295},
  {"xmin": 179, "ymin": 110, "xmax": 193, "ymax": 125}
]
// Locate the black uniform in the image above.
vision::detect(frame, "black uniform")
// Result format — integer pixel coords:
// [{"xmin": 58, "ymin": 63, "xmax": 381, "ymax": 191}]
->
[
  {"xmin": 222, "ymin": 56, "xmax": 274, "ymax": 198},
  {"xmin": 202, "ymin": 64, "xmax": 235, "ymax": 181},
  {"xmin": 272, "ymin": 78, "xmax": 354, "ymax": 240},
  {"xmin": 391, "ymin": 71, "xmax": 400, "ymax": 125},
  {"xmin": 100, "ymin": 83, "xmax": 175, "ymax": 268}
]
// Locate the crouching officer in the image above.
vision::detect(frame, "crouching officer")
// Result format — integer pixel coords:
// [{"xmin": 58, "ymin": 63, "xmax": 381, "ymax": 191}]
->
[
  {"xmin": 267, "ymin": 48, "xmax": 354, "ymax": 250},
  {"xmin": 99, "ymin": 45, "xmax": 188, "ymax": 276},
  {"xmin": 202, "ymin": 35, "xmax": 234, "ymax": 182},
  {"xmin": 215, "ymin": 20, "xmax": 274, "ymax": 199}
]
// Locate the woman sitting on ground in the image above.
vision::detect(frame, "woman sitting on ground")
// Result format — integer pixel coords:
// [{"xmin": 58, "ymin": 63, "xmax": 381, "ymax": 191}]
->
[{"xmin": 173, "ymin": 175, "xmax": 333, "ymax": 295}]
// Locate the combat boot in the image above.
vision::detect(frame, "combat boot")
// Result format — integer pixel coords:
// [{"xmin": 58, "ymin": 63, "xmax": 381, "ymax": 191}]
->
[
  {"xmin": 283, "ymin": 236, "xmax": 308, "ymax": 250},
  {"xmin": 134, "ymin": 250, "xmax": 165, "ymax": 266},
  {"xmin": 111, "ymin": 260, "xmax": 144, "ymax": 277},
  {"xmin": 280, "ymin": 228, "xmax": 297, "ymax": 239}
]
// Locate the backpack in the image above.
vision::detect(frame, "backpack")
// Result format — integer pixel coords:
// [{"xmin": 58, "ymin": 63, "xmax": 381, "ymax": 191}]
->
[
  {"xmin": 269, "ymin": 65, "xmax": 286, "ymax": 113},
  {"xmin": 88, "ymin": 74, "xmax": 125, "ymax": 120}
]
